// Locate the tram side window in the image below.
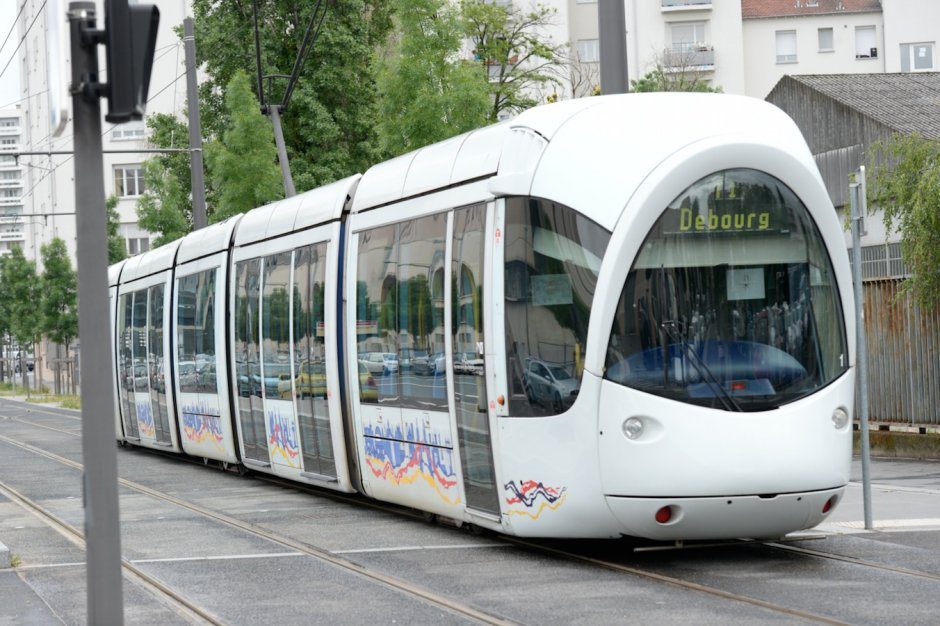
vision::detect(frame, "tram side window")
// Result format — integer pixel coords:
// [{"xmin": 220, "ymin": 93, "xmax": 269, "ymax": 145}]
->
[
  {"xmin": 132, "ymin": 288, "xmax": 149, "ymax": 394},
  {"xmin": 176, "ymin": 274, "xmax": 198, "ymax": 394},
  {"xmin": 195, "ymin": 270, "xmax": 217, "ymax": 395},
  {"xmin": 262, "ymin": 252, "xmax": 292, "ymax": 398},
  {"xmin": 356, "ymin": 225, "xmax": 399, "ymax": 405},
  {"xmin": 398, "ymin": 214, "xmax": 447, "ymax": 411},
  {"xmin": 503, "ymin": 197, "xmax": 611, "ymax": 417}
]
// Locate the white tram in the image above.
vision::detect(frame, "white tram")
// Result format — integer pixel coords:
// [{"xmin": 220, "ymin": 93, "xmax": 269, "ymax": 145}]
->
[{"xmin": 110, "ymin": 94, "xmax": 855, "ymax": 540}]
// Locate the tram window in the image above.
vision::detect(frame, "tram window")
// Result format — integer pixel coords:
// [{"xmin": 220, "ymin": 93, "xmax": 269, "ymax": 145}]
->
[
  {"xmin": 118, "ymin": 293, "xmax": 136, "ymax": 435},
  {"xmin": 398, "ymin": 214, "xmax": 447, "ymax": 411},
  {"xmin": 132, "ymin": 288, "xmax": 149, "ymax": 394},
  {"xmin": 177, "ymin": 274, "xmax": 198, "ymax": 394},
  {"xmin": 504, "ymin": 197, "xmax": 611, "ymax": 417},
  {"xmin": 148, "ymin": 284, "xmax": 170, "ymax": 443},
  {"xmin": 262, "ymin": 252, "xmax": 292, "ymax": 399},
  {"xmin": 195, "ymin": 270, "xmax": 217, "ymax": 394},
  {"xmin": 604, "ymin": 168, "xmax": 848, "ymax": 411},
  {"xmin": 356, "ymin": 225, "xmax": 399, "ymax": 405}
]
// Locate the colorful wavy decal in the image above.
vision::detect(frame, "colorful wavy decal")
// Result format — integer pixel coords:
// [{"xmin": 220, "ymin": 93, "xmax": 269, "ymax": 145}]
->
[
  {"xmin": 267, "ymin": 405, "xmax": 301, "ymax": 468},
  {"xmin": 504, "ymin": 480, "xmax": 567, "ymax": 520},
  {"xmin": 363, "ymin": 424, "xmax": 460, "ymax": 505},
  {"xmin": 181, "ymin": 399, "xmax": 224, "ymax": 452},
  {"xmin": 135, "ymin": 399, "xmax": 156, "ymax": 438}
]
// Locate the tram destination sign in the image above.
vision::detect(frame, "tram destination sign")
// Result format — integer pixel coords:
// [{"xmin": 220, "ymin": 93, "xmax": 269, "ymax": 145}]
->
[{"xmin": 662, "ymin": 199, "xmax": 789, "ymax": 236}]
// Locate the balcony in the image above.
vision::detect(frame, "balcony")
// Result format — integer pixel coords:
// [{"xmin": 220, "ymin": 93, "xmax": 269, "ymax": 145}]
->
[
  {"xmin": 662, "ymin": 0, "xmax": 712, "ymax": 11},
  {"xmin": 0, "ymin": 181, "xmax": 23, "ymax": 189},
  {"xmin": 663, "ymin": 44, "xmax": 715, "ymax": 70},
  {"xmin": 0, "ymin": 197, "xmax": 23, "ymax": 207},
  {"xmin": 0, "ymin": 231, "xmax": 26, "ymax": 242}
]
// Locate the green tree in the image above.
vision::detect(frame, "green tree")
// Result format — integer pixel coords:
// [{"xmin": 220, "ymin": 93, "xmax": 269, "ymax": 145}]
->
[
  {"xmin": 0, "ymin": 254, "xmax": 11, "ymax": 382},
  {"xmin": 3, "ymin": 246, "xmax": 40, "ymax": 389},
  {"xmin": 191, "ymin": 0, "xmax": 393, "ymax": 192},
  {"xmin": 136, "ymin": 114, "xmax": 197, "ymax": 245},
  {"xmin": 461, "ymin": 1, "xmax": 565, "ymax": 121},
  {"xmin": 376, "ymin": 0, "xmax": 489, "ymax": 156},
  {"xmin": 107, "ymin": 195, "xmax": 127, "ymax": 264},
  {"xmin": 630, "ymin": 64, "xmax": 721, "ymax": 93},
  {"xmin": 867, "ymin": 133, "xmax": 940, "ymax": 305},
  {"xmin": 206, "ymin": 71, "xmax": 283, "ymax": 222},
  {"xmin": 40, "ymin": 238, "xmax": 78, "ymax": 393}
]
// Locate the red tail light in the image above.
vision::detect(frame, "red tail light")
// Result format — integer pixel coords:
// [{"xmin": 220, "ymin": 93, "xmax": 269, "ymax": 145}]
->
[
  {"xmin": 655, "ymin": 506, "xmax": 673, "ymax": 524},
  {"xmin": 822, "ymin": 496, "xmax": 837, "ymax": 514}
]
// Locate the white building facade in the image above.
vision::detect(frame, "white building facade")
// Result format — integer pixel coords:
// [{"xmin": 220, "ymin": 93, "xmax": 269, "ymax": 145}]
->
[
  {"xmin": 0, "ymin": 108, "xmax": 25, "ymax": 255},
  {"xmin": 16, "ymin": 0, "xmax": 193, "ymax": 268},
  {"xmin": 741, "ymin": 0, "xmax": 885, "ymax": 98},
  {"xmin": 882, "ymin": 0, "xmax": 938, "ymax": 73}
]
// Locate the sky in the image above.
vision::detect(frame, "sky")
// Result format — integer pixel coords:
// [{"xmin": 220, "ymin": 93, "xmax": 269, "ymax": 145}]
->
[{"xmin": 0, "ymin": 0, "xmax": 22, "ymax": 110}]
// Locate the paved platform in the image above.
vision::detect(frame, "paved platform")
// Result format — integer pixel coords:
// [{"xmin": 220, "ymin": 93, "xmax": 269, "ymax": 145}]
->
[{"xmin": 1, "ymin": 398, "xmax": 939, "ymax": 624}]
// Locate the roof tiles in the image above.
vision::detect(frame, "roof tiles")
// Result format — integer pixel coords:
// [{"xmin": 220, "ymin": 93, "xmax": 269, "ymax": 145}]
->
[
  {"xmin": 741, "ymin": 0, "xmax": 882, "ymax": 19},
  {"xmin": 780, "ymin": 73, "xmax": 940, "ymax": 139}
]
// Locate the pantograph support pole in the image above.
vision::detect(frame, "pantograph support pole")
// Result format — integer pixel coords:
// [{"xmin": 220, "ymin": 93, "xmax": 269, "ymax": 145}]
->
[{"xmin": 184, "ymin": 18, "xmax": 207, "ymax": 230}]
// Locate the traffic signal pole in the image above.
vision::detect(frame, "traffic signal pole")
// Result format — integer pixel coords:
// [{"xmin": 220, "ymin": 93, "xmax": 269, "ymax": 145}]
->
[{"xmin": 69, "ymin": 3, "xmax": 124, "ymax": 623}]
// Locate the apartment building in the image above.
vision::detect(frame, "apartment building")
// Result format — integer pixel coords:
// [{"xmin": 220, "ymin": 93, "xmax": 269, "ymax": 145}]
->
[
  {"xmin": 882, "ymin": 0, "xmax": 938, "ymax": 73},
  {"xmin": 16, "ymin": 0, "xmax": 192, "ymax": 267},
  {"xmin": 562, "ymin": 0, "xmax": 746, "ymax": 94},
  {"xmin": 742, "ymin": 0, "xmax": 885, "ymax": 98},
  {"xmin": 0, "ymin": 108, "xmax": 25, "ymax": 256}
]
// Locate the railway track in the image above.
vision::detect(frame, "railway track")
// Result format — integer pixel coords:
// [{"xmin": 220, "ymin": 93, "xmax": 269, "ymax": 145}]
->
[{"xmin": 2, "ymin": 401, "xmax": 939, "ymax": 624}]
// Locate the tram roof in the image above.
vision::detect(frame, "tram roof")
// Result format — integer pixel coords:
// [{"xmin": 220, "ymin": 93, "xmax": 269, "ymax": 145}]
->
[
  {"xmin": 233, "ymin": 175, "xmax": 360, "ymax": 247},
  {"xmin": 108, "ymin": 258, "xmax": 127, "ymax": 287},
  {"xmin": 176, "ymin": 215, "xmax": 242, "ymax": 266},
  {"xmin": 120, "ymin": 239, "xmax": 182, "ymax": 284},
  {"xmin": 351, "ymin": 94, "xmax": 811, "ymax": 231}
]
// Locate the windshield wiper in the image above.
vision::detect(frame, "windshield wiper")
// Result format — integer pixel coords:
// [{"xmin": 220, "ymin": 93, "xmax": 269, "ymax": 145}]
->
[{"xmin": 658, "ymin": 266, "xmax": 742, "ymax": 412}]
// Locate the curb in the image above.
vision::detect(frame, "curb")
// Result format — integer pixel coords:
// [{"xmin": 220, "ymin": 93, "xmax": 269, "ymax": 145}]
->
[{"xmin": 854, "ymin": 427, "xmax": 940, "ymax": 461}]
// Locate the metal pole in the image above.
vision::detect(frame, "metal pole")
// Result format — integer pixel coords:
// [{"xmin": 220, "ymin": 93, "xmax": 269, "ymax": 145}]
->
[
  {"xmin": 183, "ymin": 18, "xmax": 207, "ymax": 230},
  {"xmin": 69, "ymin": 3, "xmax": 125, "ymax": 623},
  {"xmin": 850, "ymin": 178, "xmax": 874, "ymax": 531},
  {"xmin": 269, "ymin": 105, "xmax": 295, "ymax": 197},
  {"xmin": 598, "ymin": 0, "xmax": 628, "ymax": 95}
]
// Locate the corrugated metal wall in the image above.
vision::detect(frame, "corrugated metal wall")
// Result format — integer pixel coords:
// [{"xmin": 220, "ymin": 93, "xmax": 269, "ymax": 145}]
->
[{"xmin": 862, "ymin": 279, "xmax": 940, "ymax": 426}]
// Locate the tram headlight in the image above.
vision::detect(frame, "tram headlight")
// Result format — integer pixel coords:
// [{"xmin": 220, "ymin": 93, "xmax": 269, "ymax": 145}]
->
[
  {"xmin": 622, "ymin": 417, "xmax": 644, "ymax": 440},
  {"xmin": 831, "ymin": 407, "xmax": 849, "ymax": 429}
]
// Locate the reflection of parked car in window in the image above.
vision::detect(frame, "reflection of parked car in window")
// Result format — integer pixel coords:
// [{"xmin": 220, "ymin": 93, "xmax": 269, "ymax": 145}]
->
[
  {"xmin": 178, "ymin": 361, "xmax": 198, "ymax": 390},
  {"xmin": 412, "ymin": 351, "xmax": 438, "ymax": 376},
  {"xmin": 197, "ymin": 362, "xmax": 217, "ymax": 391},
  {"xmin": 523, "ymin": 359, "xmax": 579, "ymax": 411},
  {"xmin": 382, "ymin": 353, "xmax": 399, "ymax": 374},
  {"xmin": 262, "ymin": 363, "xmax": 292, "ymax": 397},
  {"xmin": 454, "ymin": 351, "xmax": 484, "ymax": 375},
  {"xmin": 359, "ymin": 352, "xmax": 385, "ymax": 375},
  {"xmin": 282, "ymin": 360, "xmax": 327, "ymax": 398},
  {"xmin": 359, "ymin": 362, "xmax": 378, "ymax": 401},
  {"xmin": 399, "ymin": 348, "xmax": 426, "ymax": 371}
]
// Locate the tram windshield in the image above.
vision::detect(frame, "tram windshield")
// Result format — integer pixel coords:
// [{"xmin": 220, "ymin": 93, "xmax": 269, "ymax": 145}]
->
[{"xmin": 604, "ymin": 169, "xmax": 847, "ymax": 411}]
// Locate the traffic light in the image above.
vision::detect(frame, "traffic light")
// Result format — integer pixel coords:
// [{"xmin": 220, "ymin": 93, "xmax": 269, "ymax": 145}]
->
[{"xmin": 104, "ymin": 0, "xmax": 159, "ymax": 123}]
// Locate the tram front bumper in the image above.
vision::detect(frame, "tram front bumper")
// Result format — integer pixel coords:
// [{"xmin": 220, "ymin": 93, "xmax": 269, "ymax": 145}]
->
[{"xmin": 605, "ymin": 486, "xmax": 845, "ymax": 541}]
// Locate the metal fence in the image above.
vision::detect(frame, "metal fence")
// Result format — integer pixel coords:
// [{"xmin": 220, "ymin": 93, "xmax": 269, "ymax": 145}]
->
[{"xmin": 861, "ymin": 279, "xmax": 940, "ymax": 426}]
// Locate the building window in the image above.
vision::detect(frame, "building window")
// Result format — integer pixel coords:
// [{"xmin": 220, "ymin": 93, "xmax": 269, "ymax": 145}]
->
[
  {"xmin": 818, "ymin": 27, "xmax": 834, "ymax": 52},
  {"xmin": 112, "ymin": 120, "xmax": 146, "ymax": 141},
  {"xmin": 670, "ymin": 21, "xmax": 707, "ymax": 51},
  {"xmin": 855, "ymin": 25, "xmax": 877, "ymax": 59},
  {"xmin": 126, "ymin": 237, "xmax": 150, "ymax": 255},
  {"xmin": 900, "ymin": 42, "xmax": 935, "ymax": 72},
  {"xmin": 776, "ymin": 30, "xmax": 797, "ymax": 64},
  {"xmin": 577, "ymin": 39, "xmax": 599, "ymax": 63},
  {"xmin": 114, "ymin": 166, "xmax": 145, "ymax": 197}
]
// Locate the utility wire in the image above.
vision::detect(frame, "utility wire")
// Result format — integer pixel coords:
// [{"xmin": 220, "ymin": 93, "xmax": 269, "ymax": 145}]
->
[
  {"xmin": 0, "ymin": 0, "xmax": 48, "ymax": 81},
  {"xmin": 281, "ymin": 0, "xmax": 327, "ymax": 111},
  {"xmin": 0, "ymin": 1, "xmax": 27, "ymax": 61}
]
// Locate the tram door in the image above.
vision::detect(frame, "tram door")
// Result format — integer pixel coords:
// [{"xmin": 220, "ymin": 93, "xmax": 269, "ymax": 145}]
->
[{"xmin": 452, "ymin": 205, "xmax": 499, "ymax": 515}]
